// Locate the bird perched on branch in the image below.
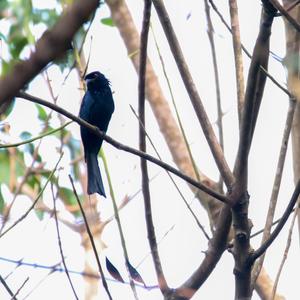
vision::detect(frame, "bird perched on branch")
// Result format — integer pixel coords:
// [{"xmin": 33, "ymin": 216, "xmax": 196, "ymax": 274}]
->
[{"xmin": 79, "ymin": 71, "xmax": 114, "ymax": 197}]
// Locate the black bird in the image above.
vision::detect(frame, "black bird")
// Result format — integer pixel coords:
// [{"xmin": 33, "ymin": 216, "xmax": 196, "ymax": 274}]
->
[{"xmin": 79, "ymin": 71, "xmax": 114, "ymax": 197}]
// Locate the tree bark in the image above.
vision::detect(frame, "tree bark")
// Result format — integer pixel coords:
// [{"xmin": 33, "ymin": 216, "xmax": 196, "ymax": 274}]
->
[{"xmin": 282, "ymin": 0, "xmax": 300, "ymax": 244}]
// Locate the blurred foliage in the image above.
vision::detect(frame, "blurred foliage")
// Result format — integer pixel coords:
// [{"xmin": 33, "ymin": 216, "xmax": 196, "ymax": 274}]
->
[{"xmin": 0, "ymin": 0, "xmax": 100, "ymax": 221}]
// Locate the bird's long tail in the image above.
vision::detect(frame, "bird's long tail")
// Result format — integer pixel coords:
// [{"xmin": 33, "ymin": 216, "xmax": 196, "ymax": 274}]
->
[{"xmin": 86, "ymin": 152, "xmax": 106, "ymax": 197}]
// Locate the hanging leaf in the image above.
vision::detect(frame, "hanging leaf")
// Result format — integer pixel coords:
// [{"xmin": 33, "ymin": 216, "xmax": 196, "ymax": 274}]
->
[
  {"xmin": 9, "ymin": 35, "xmax": 28, "ymax": 59},
  {"xmin": 106, "ymin": 257, "xmax": 124, "ymax": 283},
  {"xmin": 35, "ymin": 104, "xmax": 48, "ymax": 121},
  {"xmin": 58, "ymin": 186, "xmax": 82, "ymax": 217},
  {"xmin": 101, "ymin": 17, "xmax": 115, "ymax": 27},
  {"xmin": 0, "ymin": 150, "xmax": 11, "ymax": 186},
  {"xmin": 126, "ymin": 259, "xmax": 146, "ymax": 287}
]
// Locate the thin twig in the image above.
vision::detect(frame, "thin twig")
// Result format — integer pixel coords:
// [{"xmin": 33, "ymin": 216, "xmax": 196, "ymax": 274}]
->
[
  {"xmin": 249, "ymin": 179, "xmax": 300, "ymax": 264},
  {"xmin": 17, "ymin": 91, "xmax": 229, "ymax": 204},
  {"xmin": 208, "ymin": 0, "xmax": 292, "ymax": 97},
  {"xmin": 10, "ymin": 277, "xmax": 29, "ymax": 300},
  {"xmin": 204, "ymin": 0, "xmax": 224, "ymax": 191},
  {"xmin": 269, "ymin": 0, "xmax": 300, "ymax": 31},
  {"xmin": 139, "ymin": 0, "xmax": 169, "ymax": 295},
  {"xmin": 271, "ymin": 202, "xmax": 299, "ymax": 299},
  {"xmin": 228, "ymin": 0, "xmax": 245, "ymax": 124},
  {"xmin": 0, "ymin": 275, "xmax": 16, "ymax": 299},
  {"xmin": 101, "ymin": 150, "xmax": 139, "ymax": 300},
  {"xmin": 0, "ymin": 152, "xmax": 63, "ymax": 239},
  {"xmin": 286, "ymin": 0, "xmax": 300, "ymax": 12},
  {"xmin": 68, "ymin": 175, "xmax": 113, "ymax": 300},
  {"xmin": 22, "ymin": 261, "xmax": 65, "ymax": 300},
  {"xmin": 51, "ymin": 184, "xmax": 79, "ymax": 300},
  {"xmin": 0, "ymin": 121, "xmax": 72, "ymax": 149},
  {"xmin": 0, "ymin": 255, "xmax": 159, "ymax": 290},
  {"xmin": 0, "ymin": 139, "xmax": 42, "ymax": 234},
  {"xmin": 250, "ymin": 208, "xmax": 297, "ymax": 238},
  {"xmin": 152, "ymin": 0, "xmax": 234, "ymax": 189},
  {"xmin": 150, "ymin": 24, "xmax": 203, "ymax": 188},
  {"xmin": 251, "ymin": 99, "xmax": 296, "ymax": 286},
  {"xmin": 130, "ymin": 105, "xmax": 210, "ymax": 240}
]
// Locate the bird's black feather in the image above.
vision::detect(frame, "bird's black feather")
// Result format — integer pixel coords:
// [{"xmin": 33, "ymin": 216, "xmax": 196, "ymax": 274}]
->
[{"xmin": 79, "ymin": 71, "xmax": 114, "ymax": 197}]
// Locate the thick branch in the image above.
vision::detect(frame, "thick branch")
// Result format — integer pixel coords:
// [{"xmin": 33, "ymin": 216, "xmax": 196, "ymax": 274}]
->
[
  {"xmin": 234, "ymin": 3, "xmax": 276, "ymax": 181},
  {"xmin": 0, "ymin": 0, "xmax": 99, "ymax": 105}
]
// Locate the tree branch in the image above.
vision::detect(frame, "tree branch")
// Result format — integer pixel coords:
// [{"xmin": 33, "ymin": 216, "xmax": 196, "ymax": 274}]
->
[
  {"xmin": 251, "ymin": 99, "xmax": 296, "ymax": 286},
  {"xmin": 269, "ymin": 0, "xmax": 300, "ymax": 31},
  {"xmin": 139, "ymin": 0, "xmax": 169, "ymax": 295},
  {"xmin": 228, "ymin": 0, "xmax": 245, "ymax": 124},
  {"xmin": 69, "ymin": 175, "xmax": 113, "ymax": 300},
  {"xmin": 152, "ymin": 0, "xmax": 235, "ymax": 189},
  {"xmin": 0, "ymin": 0, "xmax": 99, "ymax": 105},
  {"xmin": 17, "ymin": 91, "xmax": 229, "ymax": 204},
  {"xmin": 249, "ymin": 179, "xmax": 300, "ymax": 264}
]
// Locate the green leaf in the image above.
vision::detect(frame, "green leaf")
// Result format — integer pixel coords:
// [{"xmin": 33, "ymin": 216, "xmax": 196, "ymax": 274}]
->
[
  {"xmin": 26, "ymin": 174, "xmax": 41, "ymax": 190},
  {"xmin": 9, "ymin": 35, "xmax": 28, "ymax": 59},
  {"xmin": 0, "ymin": 98, "xmax": 15, "ymax": 120},
  {"xmin": 0, "ymin": 150, "xmax": 10, "ymax": 186},
  {"xmin": 58, "ymin": 186, "xmax": 82, "ymax": 216},
  {"xmin": 15, "ymin": 149, "xmax": 25, "ymax": 178},
  {"xmin": 101, "ymin": 17, "xmax": 115, "ymax": 27},
  {"xmin": 32, "ymin": 8, "xmax": 59, "ymax": 27},
  {"xmin": 35, "ymin": 104, "xmax": 48, "ymax": 121},
  {"xmin": 35, "ymin": 209, "xmax": 44, "ymax": 220},
  {"xmin": 58, "ymin": 187, "xmax": 76, "ymax": 206},
  {"xmin": 20, "ymin": 131, "xmax": 32, "ymax": 140},
  {"xmin": 0, "ymin": 186, "xmax": 5, "ymax": 213}
]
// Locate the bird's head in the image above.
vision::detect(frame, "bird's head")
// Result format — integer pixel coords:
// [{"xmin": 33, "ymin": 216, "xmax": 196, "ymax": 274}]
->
[{"xmin": 84, "ymin": 71, "xmax": 110, "ymax": 90}]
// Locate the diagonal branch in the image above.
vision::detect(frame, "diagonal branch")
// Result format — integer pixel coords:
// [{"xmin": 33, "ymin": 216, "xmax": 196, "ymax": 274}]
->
[
  {"xmin": 269, "ymin": 0, "xmax": 300, "ymax": 31},
  {"xmin": 17, "ymin": 91, "xmax": 229, "ymax": 204},
  {"xmin": 251, "ymin": 98, "xmax": 296, "ymax": 286},
  {"xmin": 249, "ymin": 179, "xmax": 300, "ymax": 264},
  {"xmin": 69, "ymin": 175, "xmax": 113, "ymax": 300},
  {"xmin": 152, "ymin": 0, "xmax": 234, "ymax": 189},
  {"xmin": 0, "ymin": 0, "xmax": 99, "ymax": 106}
]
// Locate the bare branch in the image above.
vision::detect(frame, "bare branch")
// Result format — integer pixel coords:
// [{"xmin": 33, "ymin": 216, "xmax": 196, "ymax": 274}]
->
[
  {"xmin": 271, "ymin": 203, "xmax": 299, "ymax": 299},
  {"xmin": 249, "ymin": 179, "xmax": 300, "ymax": 264},
  {"xmin": 204, "ymin": 0, "xmax": 225, "ymax": 190},
  {"xmin": 68, "ymin": 175, "xmax": 113, "ymax": 300},
  {"xmin": 51, "ymin": 184, "xmax": 79, "ymax": 300},
  {"xmin": 251, "ymin": 99, "xmax": 296, "ymax": 286},
  {"xmin": 269, "ymin": 0, "xmax": 300, "ymax": 31},
  {"xmin": 228, "ymin": 0, "xmax": 245, "ymax": 124},
  {"xmin": 139, "ymin": 0, "xmax": 169, "ymax": 295},
  {"xmin": 17, "ymin": 91, "xmax": 229, "ymax": 204},
  {"xmin": 152, "ymin": 0, "xmax": 235, "ymax": 189}
]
